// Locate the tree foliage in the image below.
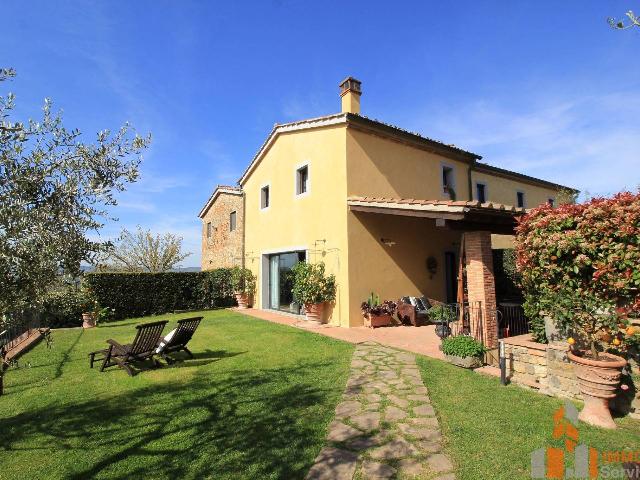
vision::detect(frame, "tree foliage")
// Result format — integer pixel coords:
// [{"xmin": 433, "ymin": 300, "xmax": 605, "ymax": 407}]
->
[
  {"xmin": 99, "ymin": 226, "xmax": 191, "ymax": 272},
  {"xmin": 0, "ymin": 69, "xmax": 150, "ymax": 314},
  {"xmin": 608, "ymin": 10, "xmax": 640, "ymax": 30},
  {"xmin": 515, "ymin": 191, "xmax": 640, "ymax": 357}
]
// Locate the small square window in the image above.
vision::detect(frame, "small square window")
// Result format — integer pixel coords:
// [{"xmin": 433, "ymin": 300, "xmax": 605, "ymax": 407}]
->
[
  {"xmin": 261, "ymin": 185, "xmax": 270, "ymax": 209},
  {"xmin": 548, "ymin": 198, "xmax": 555, "ymax": 207},
  {"xmin": 229, "ymin": 211, "xmax": 237, "ymax": 231},
  {"xmin": 296, "ymin": 165, "xmax": 309, "ymax": 195},
  {"xmin": 475, "ymin": 183, "xmax": 486, "ymax": 203},
  {"xmin": 517, "ymin": 191, "xmax": 525, "ymax": 208},
  {"xmin": 206, "ymin": 222, "xmax": 212, "ymax": 238}
]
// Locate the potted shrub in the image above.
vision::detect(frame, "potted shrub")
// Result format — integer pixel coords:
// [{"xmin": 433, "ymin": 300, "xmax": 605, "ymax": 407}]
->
[
  {"xmin": 80, "ymin": 290, "xmax": 98, "ymax": 329},
  {"xmin": 550, "ymin": 289, "xmax": 633, "ymax": 429},
  {"xmin": 230, "ymin": 267, "xmax": 256, "ymax": 309},
  {"xmin": 291, "ymin": 262, "xmax": 336, "ymax": 323},
  {"xmin": 428, "ymin": 304, "xmax": 454, "ymax": 338},
  {"xmin": 361, "ymin": 292, "xmax": 396, "ymax": 328},
  {"xmin": 441, "ymin": 335, "xmax": 486, "ymax": 368}
]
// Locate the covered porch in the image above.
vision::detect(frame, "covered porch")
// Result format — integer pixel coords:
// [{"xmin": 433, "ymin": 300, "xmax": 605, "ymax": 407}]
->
[{"xmin": 347, "ymin": 196, "xmax": 527, "ymax": 352}]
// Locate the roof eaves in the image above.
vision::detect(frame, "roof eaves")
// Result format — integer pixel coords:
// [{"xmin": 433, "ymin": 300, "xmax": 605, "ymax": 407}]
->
[{"xmin": 473, "ymin": 162, "xmax": 578, "ymax": 194}]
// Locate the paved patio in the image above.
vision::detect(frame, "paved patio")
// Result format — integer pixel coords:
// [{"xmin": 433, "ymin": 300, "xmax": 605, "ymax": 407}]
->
[{"xmin": 234, "ymin": 308, "xmax": 444, "ymax": 360}]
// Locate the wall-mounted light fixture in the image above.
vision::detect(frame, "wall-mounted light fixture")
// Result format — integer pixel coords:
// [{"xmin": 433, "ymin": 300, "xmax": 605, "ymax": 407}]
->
[{"xmin": 380, "ymin": 237, "xmax": 396, "ymax": 247}]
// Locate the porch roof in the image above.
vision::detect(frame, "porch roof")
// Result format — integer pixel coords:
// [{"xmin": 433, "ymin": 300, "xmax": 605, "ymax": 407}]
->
[{"xmin": 347, "ymin": 196, "xmax": 526, "ymax": 234}]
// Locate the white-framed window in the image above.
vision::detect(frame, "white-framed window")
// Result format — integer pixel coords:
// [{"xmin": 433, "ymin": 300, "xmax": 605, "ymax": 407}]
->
[
  {"xmin": 441, "ymin": 163, "xmax": 456, "ymax": 197},
  {"xmin": 206, "ymin": 222, "xmax": 212, "ymax": 238},
  {"xmin": 296, "ymin": 164, "xmax": 309, "ymax": 196},
  {"xmin": 229, "ymin": 211, "xmax": 237, "ymax": 231},
  {"xmin": 260, "ymin": 185, "xmax": 270, "ymax": 210},
  {"xmin": 475, "ymin": 182, "xmax": 487, "ymax": 203},
  {"xmin": 548, "ymin": 197, "xmax": 555, "ymax": 207},
  {"xmin": 516, "ymin": 191, "xmax": 525, "ymax": 208}
]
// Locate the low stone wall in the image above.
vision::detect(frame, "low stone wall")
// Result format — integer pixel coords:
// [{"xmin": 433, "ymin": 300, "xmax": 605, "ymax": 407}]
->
[{"xmin": 502, "ymin": 334, "xmax": 639, "ymax": 419}]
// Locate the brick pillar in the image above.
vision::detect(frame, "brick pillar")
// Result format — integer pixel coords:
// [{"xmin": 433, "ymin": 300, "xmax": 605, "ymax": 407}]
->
[{"xmin": 464, "ymin": 231, "xmax": 498, "ymax": 348}]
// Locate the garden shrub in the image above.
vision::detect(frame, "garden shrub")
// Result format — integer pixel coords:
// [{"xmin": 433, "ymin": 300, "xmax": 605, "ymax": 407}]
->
[
  {"xmin": 42, "ymin": 289, "xmax": 92, "ymax": 328},
  {"xmin": 441, "ymin": 335, "xmax": 487, "ymax": 358},
  {"xmin": 85, "ymin": 269, "xmax": 235, "ymax": 320},
  {"xmin": 515, "ymin": 191, "xmax": 640, "ymax": 343}
]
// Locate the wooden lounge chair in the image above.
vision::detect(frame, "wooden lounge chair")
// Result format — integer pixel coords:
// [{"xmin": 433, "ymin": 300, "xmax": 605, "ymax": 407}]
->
[
  {"xmin": 396, "ymin": 296, "xmax": 443, "ymax": 326},
  {"xmin": 90, "ymin": 320, "xmax": 168, "ymax": 376},
  {"xmin": 156, "ymin": 317, "xmax": 203, "ymax": 364}
]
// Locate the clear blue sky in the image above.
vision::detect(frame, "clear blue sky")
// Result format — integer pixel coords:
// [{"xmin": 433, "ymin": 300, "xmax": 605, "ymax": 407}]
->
[{"xmin": 3, "ymin": 1, "xmax": 639, "ymax": 267}]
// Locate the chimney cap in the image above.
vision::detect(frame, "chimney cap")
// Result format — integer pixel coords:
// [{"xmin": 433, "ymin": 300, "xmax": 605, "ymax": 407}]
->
[{"xmin": 339, "ymin": 76, "xmax": 362, "ymax": 96}]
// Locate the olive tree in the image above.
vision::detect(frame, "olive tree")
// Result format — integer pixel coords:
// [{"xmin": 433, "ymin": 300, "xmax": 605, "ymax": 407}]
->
[
  {"xmin": 0, "ymin": 70, "xmax": 150, "ymax": 314},
  {"xmin": 608, "ymin": 10, "xmax": 640, "ymax": 30}
]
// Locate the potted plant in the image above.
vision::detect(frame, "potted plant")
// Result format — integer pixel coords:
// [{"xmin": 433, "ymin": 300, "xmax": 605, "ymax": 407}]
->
[
  {"xmin": 441, "ymin": 335, "xmax": 486, "ymax": 368},
  {"xmin": 230, "ymin": 267, "xmax": 256, "ymax": 309},
  {"xmin": 361, "ymin": 292, "xmax": 396, "ymax": 328},
  {"xmin": 428, "ymin": 304, "xmax": 454, "ymax": 338},
  {"xmin": 80, "ymin": 289, "xmax": 98, "ymax": 329},
  {"xmin": 291, "ymin": 262, "xmax": 336, "ymax": 323},
  {"xmin": 552, "ymin": 289, "xmax": 633, "ymax": 429}
]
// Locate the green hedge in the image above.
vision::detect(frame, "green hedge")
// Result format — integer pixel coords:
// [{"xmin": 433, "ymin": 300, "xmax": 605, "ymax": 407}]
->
[{"xmin": 85, "ymin": 269, "xmax": 235, "ymax": 320}]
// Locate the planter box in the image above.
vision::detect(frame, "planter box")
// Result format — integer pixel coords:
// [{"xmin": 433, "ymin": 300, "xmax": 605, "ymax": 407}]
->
[
  {"xmin": 444, "ymin": 353, "xmax": 482, "ymax": 369},
  {"xmin": 363, "ymin": 313, "xmax": 392, "ymax": 329}
]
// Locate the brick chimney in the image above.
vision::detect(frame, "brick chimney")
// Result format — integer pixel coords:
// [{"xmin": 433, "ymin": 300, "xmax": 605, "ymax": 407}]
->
[{"xmin": 339, "ymin": 76, "xmax": 362, "ymax": 114}]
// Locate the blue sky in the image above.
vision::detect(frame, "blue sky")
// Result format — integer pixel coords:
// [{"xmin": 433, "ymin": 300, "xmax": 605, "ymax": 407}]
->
[{"xmin": 3, "ymin": 1, "xmax": 639, "ymax": 267}]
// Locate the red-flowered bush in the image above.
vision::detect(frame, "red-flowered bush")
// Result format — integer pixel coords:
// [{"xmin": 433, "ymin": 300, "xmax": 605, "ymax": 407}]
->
[{"xmin": 515, "ymin": 192, "xmax": 640, "ymax": 357}]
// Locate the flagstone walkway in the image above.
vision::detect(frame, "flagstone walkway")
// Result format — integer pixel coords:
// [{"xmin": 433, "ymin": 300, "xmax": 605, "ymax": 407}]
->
[{"xmin": 306, "ymin": 342, "xmax": 455, "ymax": 480}]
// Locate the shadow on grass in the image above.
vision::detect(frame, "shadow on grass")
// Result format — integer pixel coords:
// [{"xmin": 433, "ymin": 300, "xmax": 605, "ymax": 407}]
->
[{"xmin": 0, "ymin": 361, "xmax": 338, "ymax": 479}]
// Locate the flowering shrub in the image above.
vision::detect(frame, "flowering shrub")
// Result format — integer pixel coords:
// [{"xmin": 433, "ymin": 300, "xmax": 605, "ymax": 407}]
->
[{"xmin": 515, "ymin": 191, "xmax": 640, "ymax": 358}]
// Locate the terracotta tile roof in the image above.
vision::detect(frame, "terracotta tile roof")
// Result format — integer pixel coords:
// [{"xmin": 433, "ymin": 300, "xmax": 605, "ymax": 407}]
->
[{"xmin": 347, "ymin": 196, "xmax": 528, "ymax": 214}]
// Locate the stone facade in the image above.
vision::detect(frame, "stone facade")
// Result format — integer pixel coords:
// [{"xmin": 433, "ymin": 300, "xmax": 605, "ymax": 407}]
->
[
  {"xmin": 503, "ymin": 334, "xmax": 639, "ymax": 420},
  {"xmin": 200, "ymin": 188, "xmax": 244, "ymax": 270}
]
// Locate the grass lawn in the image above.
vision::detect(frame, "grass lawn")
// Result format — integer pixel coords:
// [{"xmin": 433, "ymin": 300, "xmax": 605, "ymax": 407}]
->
[
  {"xmin": 0, "ymin": 310, "xmax": 354, "ymax": 480},
  {"xmin": 417, "ymin": 356, "xmax": 640, "ymax": 480}
]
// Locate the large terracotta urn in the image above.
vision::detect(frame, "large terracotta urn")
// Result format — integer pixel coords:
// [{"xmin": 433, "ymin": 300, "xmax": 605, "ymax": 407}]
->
[
  {"xmin": 567, "ymin": 350, "xmax": 627, "ymax": 429},
  {"xmin": 304, "ymin": 303, "xmax": 325, "ymax": 323},
  {"xmin": 234, "ymin": 292, "xmax": 250, "ymax": 309}
]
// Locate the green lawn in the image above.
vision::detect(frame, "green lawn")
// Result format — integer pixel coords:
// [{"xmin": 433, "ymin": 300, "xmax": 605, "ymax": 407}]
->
[
  {"xmin": 417, "ymin": 356, "xmax": 640, "ymax": 480},
  {"xmin": 0, "ymin": 310, "xmax": 354, "ymax": 480}
]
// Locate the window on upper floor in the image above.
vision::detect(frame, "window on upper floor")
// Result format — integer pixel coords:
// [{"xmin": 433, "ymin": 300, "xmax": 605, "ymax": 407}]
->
[
  {"xmin": 230, "ymin": 211, "xmax": 237, "ymax": 231},
  {"xmin": 296, "ymin": 165, "xmax": 309, "ymax": 195},
  {"xmin": 206, "ymin": 222, "xmax": 212, "ymax": 238},
  {"xmin": 261, "ymin": 185, "xmax": 270, "ymax": 209},
  {"xmin": 517, "ymin": 191, "xmax": 525, "ymax": 208},
  {"xmin": 475, "ymin": 183, "xmax": 487, "ymax": 203},
  {"xmin": 442, "ymin": 165, "xmax": 455, "ymax": 197},
  {"xmin": 548, "ymin": 198, "xmax": 555, "ymax": 207}
]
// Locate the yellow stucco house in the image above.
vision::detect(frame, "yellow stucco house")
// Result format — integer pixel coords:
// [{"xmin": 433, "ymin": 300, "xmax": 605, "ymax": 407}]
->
[{"xmin": 199, "ymin": 77, "xmax": 576, "ymax": 336}]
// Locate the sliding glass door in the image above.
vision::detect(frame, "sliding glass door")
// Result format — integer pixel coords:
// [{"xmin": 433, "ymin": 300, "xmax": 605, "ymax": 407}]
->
[{"xmin": 268, "ymin": 251, "xmax": 306, "ymax": 314}]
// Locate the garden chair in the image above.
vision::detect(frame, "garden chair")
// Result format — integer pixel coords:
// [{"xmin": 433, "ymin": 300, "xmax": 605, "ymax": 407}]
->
[
  {"xmin": 89, "ymin": 320, "xmax": 168, "ymax": 376},
  {"xmin": 156, "ymin": 317, "xmax": 203, "ymax": 363}
]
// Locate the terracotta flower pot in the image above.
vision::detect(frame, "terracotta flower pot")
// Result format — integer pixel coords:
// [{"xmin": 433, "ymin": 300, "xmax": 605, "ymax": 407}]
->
[
  {"xmin": 234, "ymin": 292, "xmax": 250, "ymax": 309},
  {"xmin": 82, "ymin": 312, "xmax": 96, "ymax": 329},
  {"xmin": 363, "ymin": 313, "xmax": 392, "ymax": 329},
  {"xmin": 567, "ymin": 350, "xmax": 627, "ymax": 429},
  {"xmin": 304, "ymin": 303, "xmax": 325, "ymax": 323}
]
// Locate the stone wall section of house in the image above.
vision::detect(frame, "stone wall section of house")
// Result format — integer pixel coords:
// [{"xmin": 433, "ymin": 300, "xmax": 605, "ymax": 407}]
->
[
  {"xmin": 503, "ymin": 334, "xmax": 639, "ymax": 419},
  {"xmin": 201, "ymin": 192, "xmax": 244, "ymax": 269}
]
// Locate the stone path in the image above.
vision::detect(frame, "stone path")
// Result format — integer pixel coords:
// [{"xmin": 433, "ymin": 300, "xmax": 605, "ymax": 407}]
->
[{"xmin": 306, "ymin": 342, "xmax": 455, "ymax": 480}]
